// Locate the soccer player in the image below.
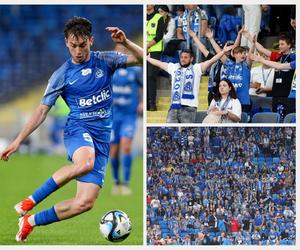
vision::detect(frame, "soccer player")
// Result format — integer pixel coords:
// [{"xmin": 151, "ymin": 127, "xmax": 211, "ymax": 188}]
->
[
  {"xmin": 0, "ymin": 16, "xmax": 143, "ymax": 242},
  {"xmin": 110, "ymin": 46, "xmax": 143, "ymax": 195}
]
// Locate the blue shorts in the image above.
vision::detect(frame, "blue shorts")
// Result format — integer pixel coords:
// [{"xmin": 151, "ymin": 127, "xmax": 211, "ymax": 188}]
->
[
  {"xmin": 64, "ymin": 122, "xmax": 109, "ymax": 187},
  {"xmin": 110, "ymin": 115, "xmax": 137, "ymax": 144}
]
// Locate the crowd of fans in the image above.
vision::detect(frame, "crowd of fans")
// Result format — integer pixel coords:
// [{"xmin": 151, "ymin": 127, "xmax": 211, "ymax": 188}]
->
[{"xmin": 147, "ymin": 127, "xmax": 296, "ymax": 245}]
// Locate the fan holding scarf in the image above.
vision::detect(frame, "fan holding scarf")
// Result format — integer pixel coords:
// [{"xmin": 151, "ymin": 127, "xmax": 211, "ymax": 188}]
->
[{"xmin": 147, "ymin": 44, "xmax": 234, "ymax": 123}]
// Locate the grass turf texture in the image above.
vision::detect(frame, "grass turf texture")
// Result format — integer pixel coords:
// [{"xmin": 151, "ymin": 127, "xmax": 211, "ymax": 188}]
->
[{"xmin": 0, "ymin": 154, "xmax": 143, "ymax": 245}]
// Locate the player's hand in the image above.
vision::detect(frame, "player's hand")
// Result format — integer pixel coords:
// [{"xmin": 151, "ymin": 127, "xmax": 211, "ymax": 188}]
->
[
  {"xmin": 106, "ymin": 27, "xmax": 127, "ymax": 44},
  {"xmin": 0, "ymin": 141, "xmax": 20, "ymax": 161}
]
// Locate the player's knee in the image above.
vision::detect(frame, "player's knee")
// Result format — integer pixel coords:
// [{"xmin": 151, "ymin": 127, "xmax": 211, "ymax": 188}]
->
[
  {"xmin": 121, "ymin": 139, "xmax": 132, "ymax": 154},
  {"xmin": 122, "ymin": 145, "xmax": 131, "ymax": 154},
  {"xmin": 74, "ymin": 198, "xmax": 95, "ymax": 213}
]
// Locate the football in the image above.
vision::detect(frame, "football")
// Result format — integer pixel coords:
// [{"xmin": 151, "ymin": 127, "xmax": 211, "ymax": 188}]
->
[{"xmin": 99, "ymin": 210, "xmax": 132, "ymax": 242}]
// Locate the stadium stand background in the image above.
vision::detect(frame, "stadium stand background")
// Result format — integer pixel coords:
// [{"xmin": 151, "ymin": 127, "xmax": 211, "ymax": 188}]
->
[{"xmin": 0, "ymin": 5, "xmax": 143, "ymax": 153}]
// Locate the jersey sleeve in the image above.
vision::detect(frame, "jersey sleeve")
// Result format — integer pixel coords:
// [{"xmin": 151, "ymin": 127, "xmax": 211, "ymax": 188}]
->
[
  {"xmin": 290, "ymin": 53, "xmax": 296, "ymax": 62},
  {"xmin": 41, "ymin": 69, "xmax": 65, "ymax": 107},
  {"xmin": 195, "ymin": 63, "xmax": 203, "ymax": 75},
  {"xmin": 95, "ymin": 51, "xmax": 128, "ymax": 71},
  {"xmin": 290, "ymin": 60, "xmax": 296, "ymax": 70},
  {"xmin": 167, "ymin": 63, "xmax": 176, "ymax": 75}
]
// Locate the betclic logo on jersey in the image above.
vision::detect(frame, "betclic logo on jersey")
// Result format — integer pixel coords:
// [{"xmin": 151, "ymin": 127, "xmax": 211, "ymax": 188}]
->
[{"xmin": 76, "ymin": 86, "xmax": 112, "ymax": 108}]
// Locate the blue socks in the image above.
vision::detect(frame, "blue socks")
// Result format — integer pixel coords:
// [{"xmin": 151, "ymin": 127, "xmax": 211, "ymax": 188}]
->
[
  {"xmin": 32, "ymin": 177, "xmax": 59, "ymax": 204},
  {"xmin": 34, "ymin": 206, "xmax": 60, "ymax": 226},
  {"xmin": 111, "ymin": 158, "xmax": 120, "ymax": 184},
  {"xmin": 111, "ymin": 155, "xmax": 132, "ymax": 184},
  {"xmin": 123, "ymin": 154, "xmax": 132, "ymax": 184}
]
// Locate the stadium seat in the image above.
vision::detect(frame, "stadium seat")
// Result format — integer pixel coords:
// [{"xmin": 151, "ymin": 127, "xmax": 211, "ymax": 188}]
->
[
  {"xmin": 283, "ymin": 113, "xmax": 296, "ymax": 123},
  {"xmin": 250, "ymin": 96, "xmax": 272, "ymax": 111},
  {"xmin": 250, "ymin": 96, "xmax": 272, "ymax": 119},
  {"xmin": 195, "ymin": 111, "xmax": 207, "ymax": 123},
  {"xmin": 252, "ymin": 112, "xmax": 280, "ymax": 123}
]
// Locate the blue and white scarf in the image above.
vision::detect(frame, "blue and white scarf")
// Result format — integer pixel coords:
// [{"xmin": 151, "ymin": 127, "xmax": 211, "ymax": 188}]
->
[
  {"xmin": 215, "ymin": 96, "xmax": 231, "ymax": 121},
  {"xmin": 216, "ymin": 96, "xmax": 231, "ymax": 111},
  {"xmin": 171, "ymin": 65, "xmax": 195, "ymax": 109}
]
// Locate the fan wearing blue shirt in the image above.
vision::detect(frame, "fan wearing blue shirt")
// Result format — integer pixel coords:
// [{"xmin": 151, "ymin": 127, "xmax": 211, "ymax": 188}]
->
[{"xmin": 0, "ymin": 16, "xmax": 142, "ymax": 242}]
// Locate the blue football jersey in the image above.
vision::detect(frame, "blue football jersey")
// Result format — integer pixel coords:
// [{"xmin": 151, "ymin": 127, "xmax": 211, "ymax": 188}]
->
[
  {"xmin": 112, "ymin": 66, "xmax": 142, "ymax": 118},
  {"xmin": 222, "ymin": 59, "xmax": 251, "ymax": 105},
  {"xmin": 42, "ymin": 51, "xmax": 127, "ymax": 142}
]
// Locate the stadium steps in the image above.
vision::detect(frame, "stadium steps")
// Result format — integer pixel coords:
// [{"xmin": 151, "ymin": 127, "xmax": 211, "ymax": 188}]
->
[{"xmin": 147, "ymin": 76, "xmax": 209, "ymax": 123}]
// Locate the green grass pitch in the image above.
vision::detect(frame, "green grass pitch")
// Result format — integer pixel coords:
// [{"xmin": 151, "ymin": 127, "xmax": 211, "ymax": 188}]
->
[{"xmin": 0, "ymin": 154, "xmax": 143, "ymax": 245}]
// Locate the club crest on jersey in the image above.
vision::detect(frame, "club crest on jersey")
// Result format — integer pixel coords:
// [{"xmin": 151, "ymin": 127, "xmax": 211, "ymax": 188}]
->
[
  {"xmin": 95, "ymin": 68, "xmax": 104, "ymax": 78},
  {"xmin": 81, "ymin": 68, "xmax": 92, "ymax": 76}
]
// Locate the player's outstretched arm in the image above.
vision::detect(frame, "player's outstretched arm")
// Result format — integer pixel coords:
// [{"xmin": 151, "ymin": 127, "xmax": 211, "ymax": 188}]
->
[
  {"xmin": 106, "ymin": 27, "xmax": 143, "ymax": 66},
  {"xmin": 0, "ymin": 104, "xmax": 50, "ymax": 161},
  {"xmin": 146, "ymin": 54, "xmax": 168, "ymax": 72}
]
